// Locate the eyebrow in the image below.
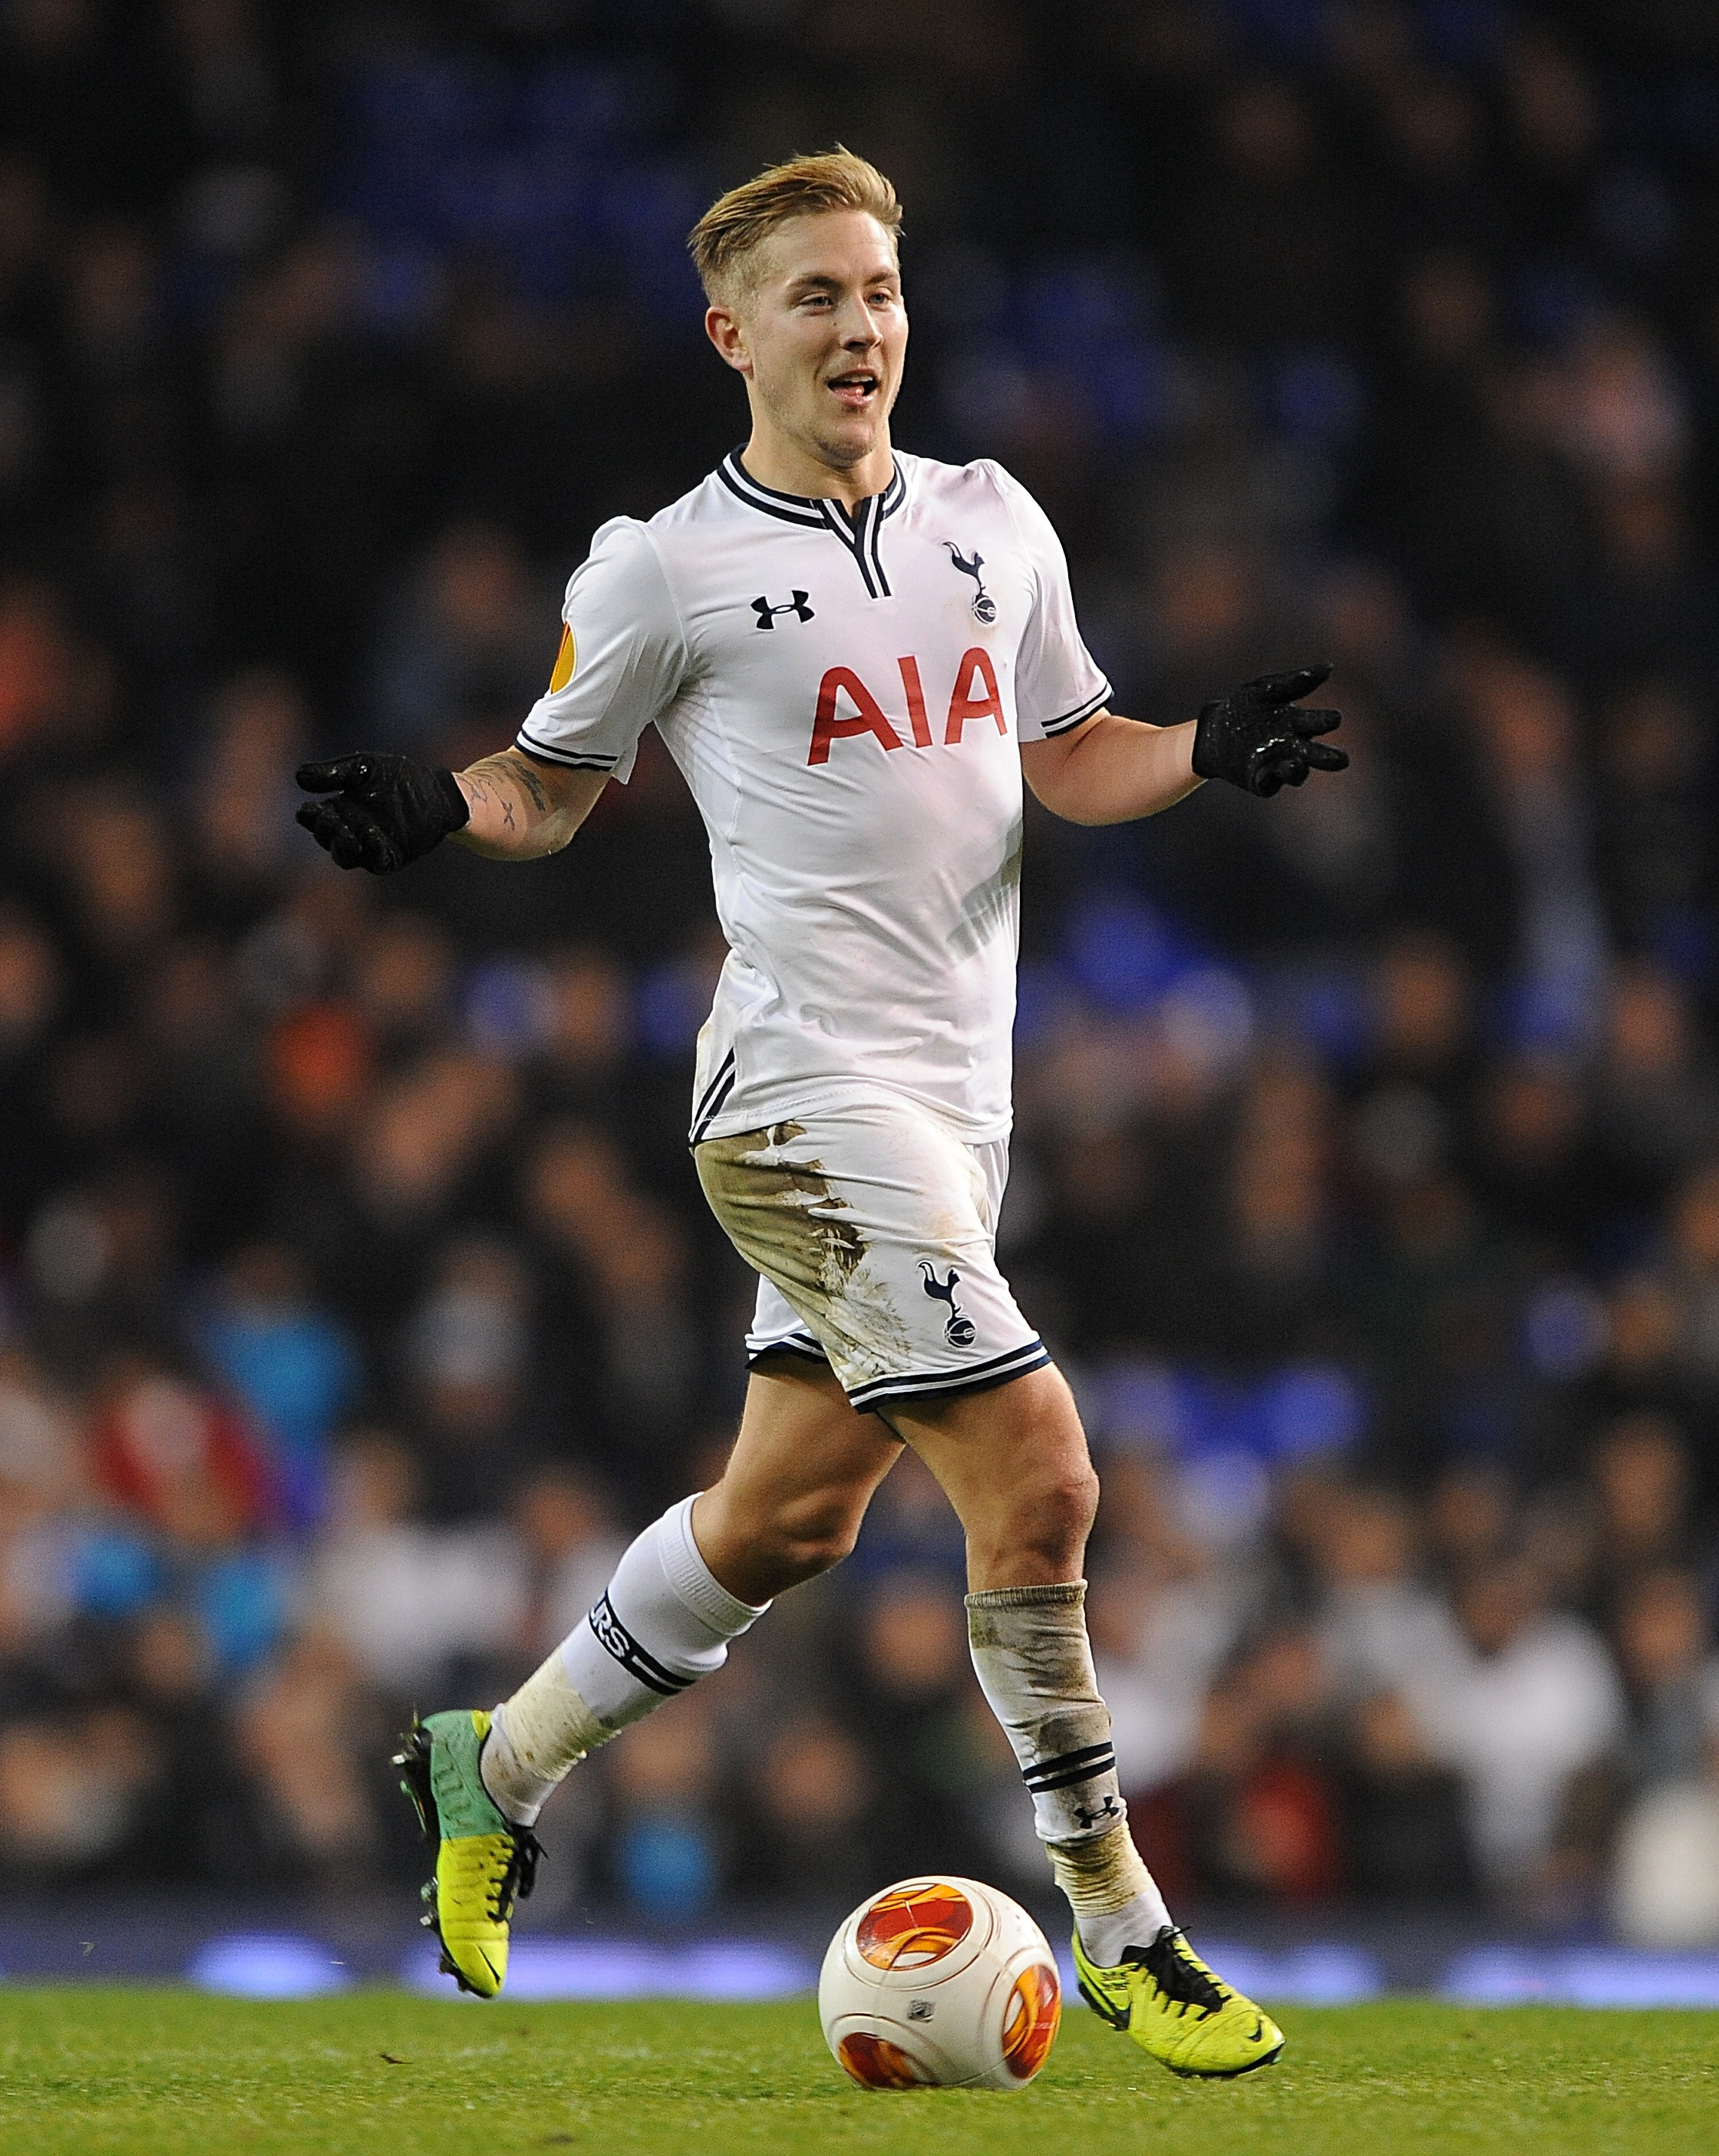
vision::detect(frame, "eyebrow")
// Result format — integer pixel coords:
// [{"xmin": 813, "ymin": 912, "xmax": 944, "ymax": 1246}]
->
[{"xmin": 784, "ymin": 269, "xmax": 902, "ymax": 294}]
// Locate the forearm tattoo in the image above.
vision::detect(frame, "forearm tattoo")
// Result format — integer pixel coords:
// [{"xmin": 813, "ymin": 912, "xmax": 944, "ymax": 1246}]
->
[
  {"xmin": 507, "ymin": 754, "xmax": 551, "ymax": 813},
  {"xmin": 464, "ymin": 752, "xmax": 550, "ymax": 829}
]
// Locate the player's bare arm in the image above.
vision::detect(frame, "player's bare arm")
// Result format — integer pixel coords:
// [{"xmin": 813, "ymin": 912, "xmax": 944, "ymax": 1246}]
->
[
  {"xmin": 454, "ymin": 750, "xmax": 605, "ymax": 859},
  {"xmin": 295, "ymin": 745, "xmax": 604, "ymax": 871},
  {"xmin": 1023, "ymin": 663, "xmax": 1347, "ymax": 826},
  {"xmin": 1021, "ymin": 711, "xmax": 1202, "ymax": 824}
]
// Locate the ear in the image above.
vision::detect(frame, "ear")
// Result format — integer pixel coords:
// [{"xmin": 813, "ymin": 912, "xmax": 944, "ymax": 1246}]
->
[{"xmin": 705, "ymin": 302, "xmax": 752, "ymax": 377}]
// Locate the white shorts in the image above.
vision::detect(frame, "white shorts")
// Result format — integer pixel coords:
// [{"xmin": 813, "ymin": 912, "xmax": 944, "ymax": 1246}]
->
[{"xmin": 694, "ymin": 1099, "xmax": 1048, "ymax": 1413}]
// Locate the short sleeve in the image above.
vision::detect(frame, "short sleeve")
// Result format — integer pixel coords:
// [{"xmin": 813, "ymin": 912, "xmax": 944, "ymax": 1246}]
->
[
  {"xmin": 515, "ymin": 518, "xmax": 690, "ymax": 783},
  {"xmin": 987, "ymin": 463, "xmax": 1111, "ymax": 743}
]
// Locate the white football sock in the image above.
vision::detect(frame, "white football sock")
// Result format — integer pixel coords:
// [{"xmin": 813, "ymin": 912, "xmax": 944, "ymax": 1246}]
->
[
  {"xmin": 482, "ymin": 1495, "xmax": 767, "ymax": 1825},
  {"xmin": 965, "ymin": 1581, "xmax": 1173, "ymax": 1964}
]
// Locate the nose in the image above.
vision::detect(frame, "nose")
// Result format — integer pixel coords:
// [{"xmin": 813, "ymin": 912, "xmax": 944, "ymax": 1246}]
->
[{"xmin": 835, "ymin": 294, "xmax": 882, "ymax": 348}]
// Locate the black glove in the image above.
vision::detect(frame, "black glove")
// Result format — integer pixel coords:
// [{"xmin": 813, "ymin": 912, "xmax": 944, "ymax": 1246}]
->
[
  {"xmin": 294, "ymin": 752, "xmax": 470, "ymax": 873},
  {"xmin": 1191, "ymin": 661, "xmax": 1348, "ymax": 799}
]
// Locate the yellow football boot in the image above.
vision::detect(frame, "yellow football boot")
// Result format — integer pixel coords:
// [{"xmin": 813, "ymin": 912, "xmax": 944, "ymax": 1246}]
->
[
  {"xmin": 395, "ymin": 1709, "xmax": 542, "ymax": 1999},
  {"xmin": 1073, "ymin": 1926, "xmax": 1285, "ymax": 2078}
]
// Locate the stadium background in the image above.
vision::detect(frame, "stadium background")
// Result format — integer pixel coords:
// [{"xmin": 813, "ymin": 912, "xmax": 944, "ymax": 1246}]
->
[{"xmin": 0, "ymin": 0, "xmax": 1717, "ymax": 1992}]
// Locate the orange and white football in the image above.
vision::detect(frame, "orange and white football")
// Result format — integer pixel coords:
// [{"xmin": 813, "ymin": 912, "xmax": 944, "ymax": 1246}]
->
[{"xmin": 818, "ymin": 1875, "xmax": 1062, "ymax": 2091}]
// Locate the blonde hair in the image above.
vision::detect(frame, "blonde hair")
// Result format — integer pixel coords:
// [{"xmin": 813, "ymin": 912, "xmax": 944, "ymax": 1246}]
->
[{"xmin": 688, "ymin": 147, "xmax": 902, "ymax": 304}]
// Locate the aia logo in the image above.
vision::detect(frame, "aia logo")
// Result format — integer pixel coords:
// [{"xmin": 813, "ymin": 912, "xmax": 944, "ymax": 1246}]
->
[
  {"xmin": 808, "ymin": 648, "xmax": 1005, "ymax": 766},
  {"xmin": 752, "ymin": 591, "xmax": 813, "ymax": 628}
]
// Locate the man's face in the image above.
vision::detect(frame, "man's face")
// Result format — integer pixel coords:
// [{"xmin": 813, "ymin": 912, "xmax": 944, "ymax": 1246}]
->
[{"xmin": 710, "ymin": 209, "xmax": 907, "ymax": 473}]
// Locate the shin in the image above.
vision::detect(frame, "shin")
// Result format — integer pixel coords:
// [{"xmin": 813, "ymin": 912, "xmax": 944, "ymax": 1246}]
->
[
  {"xmin": 483, "ymin": 1495, "xmax": 766, "ymax": 1824},
  {"xmin": 965, "ymin": 1580, "xmax": 1172, "ymax": 1962}
]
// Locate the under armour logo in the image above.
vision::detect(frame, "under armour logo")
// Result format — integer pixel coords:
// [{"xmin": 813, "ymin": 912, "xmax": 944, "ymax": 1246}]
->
[
  {"xmin": 919, "ymin": 1261, "xmax": 977, "ymax": 1347},
  {"xmin": 942, "ymin": 543, "xmax": 995, "ymax": 624},
  {"xmin": 1073, "ymin": 1794, "xmax": 1123, "ymax": 1831},
  {"xmin": 752, "ymin": 591, "xmax": 814, "ymax": 628}
]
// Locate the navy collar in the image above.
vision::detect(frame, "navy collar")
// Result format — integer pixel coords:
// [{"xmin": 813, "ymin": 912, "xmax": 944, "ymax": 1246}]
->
[{"xmin": 717, "ymin": 449, "xmax": 907, "ymax": 598}]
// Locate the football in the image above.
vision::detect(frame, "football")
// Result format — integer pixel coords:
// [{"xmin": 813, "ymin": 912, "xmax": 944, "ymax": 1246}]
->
[{"xmin": 817, "ymin": 1874, "xmax": 1063, "ymax": 2091}]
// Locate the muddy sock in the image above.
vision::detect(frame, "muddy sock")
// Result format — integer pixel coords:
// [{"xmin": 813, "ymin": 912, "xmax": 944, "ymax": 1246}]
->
[
  {"xmin": 965, "ymin": 1581, "xmax": 1173, "ymax": 1963},
  {"xmin": 1050, "ymin": 1819, "xmax": 1173, "ymax": 1967}
]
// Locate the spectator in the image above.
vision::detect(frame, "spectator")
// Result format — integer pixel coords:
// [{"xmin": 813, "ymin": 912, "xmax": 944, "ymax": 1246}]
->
[
  {"xmin": 232, "ymin": 1630, "xmax": 385, "ymax": 1889},
  {"xmin": 1315, "ymin": 1485, "xmax": 1462, "ymax": 1700},
  {"xmin": 1176, "ymin": 1622, "xmax": 1346, "ymax": 1907},
  {"xmin": 196, "ymin": 1241, "xmax": 358, "ymax": 1531},
  {"xmin": 1612, "ymin": 1566, "xmax": 1719, "ymax": 1788},
  {"xmin": 1403, "ymin": 1554, "xmax": 1625, "ymax": 1898},
  {"xmin": 510, "ymin": 1465, "xmax": 626, "ymax": 1662},
  {"xmin": 1594, "ymin": 965, "xmax": 1719, "ymax": 1207},
  {"xmin": 1340, "ymin": 1690, "xmax": 1476, "ymax": 1903},
  {"xmin": 398, "ymin": 1232, "xmax": 544, "ymax": 1521},
  {"xmin": 90, "ymin": 1355, "xmax": 277, "ymax": 1546},
  {"xmin": 734, "ymin": 1713, "xmax": 878, "ymax": 1909},
  {"xmin": 371, "ymin": 523, "xmax": 554, "ymax": 767},
  {"xmin": 600, "ymin": 1692, "xmax": 724, "ymax": 1925},
  {"xmin": 302, "ymin": 1431, "xmax": 525, "ymax": 1697},
  {"xmin": 845, "ymin": 1571, "xmax": 1004, "ymax": 1886}
]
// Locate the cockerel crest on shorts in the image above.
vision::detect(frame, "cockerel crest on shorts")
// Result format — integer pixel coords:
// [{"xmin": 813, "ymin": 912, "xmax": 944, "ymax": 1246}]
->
[{"xmin": 919, "ymin": 1261, "xmax": 977, "ymax": 1347}]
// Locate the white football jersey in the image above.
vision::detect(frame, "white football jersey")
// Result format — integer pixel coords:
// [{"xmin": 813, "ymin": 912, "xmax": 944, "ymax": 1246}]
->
[{"xmin": 515, "ymin": 449, "xmax": 1110, "ymax": 1143}]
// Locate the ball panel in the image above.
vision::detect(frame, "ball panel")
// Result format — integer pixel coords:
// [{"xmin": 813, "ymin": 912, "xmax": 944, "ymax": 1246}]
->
[
  {"xmin": 836, "ymin": 2032, "xmax": 930, "ymax": 2089},
  {"xmin": 836, "ymin": 1875, "xmax": 995, "ymax": 1989},
  {"xmin": 854, "ymin": 1879, "xmax": 976, "ymax": 1971},
  {"xmin": 1000, "ymin": 1960, "xmax": 1061, "ymax": 2081}
]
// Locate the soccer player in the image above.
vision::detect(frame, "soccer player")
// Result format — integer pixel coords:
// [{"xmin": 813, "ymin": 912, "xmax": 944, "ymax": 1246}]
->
[{"xmin": 297, "ymin": 150, "xmax": 1345, "ymax": 2077}]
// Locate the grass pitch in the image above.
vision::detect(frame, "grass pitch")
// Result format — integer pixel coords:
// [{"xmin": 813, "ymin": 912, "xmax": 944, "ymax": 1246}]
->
[{"xmin": 0, "ymin": 1990, "xmax": 1713, "ymax": 2155}]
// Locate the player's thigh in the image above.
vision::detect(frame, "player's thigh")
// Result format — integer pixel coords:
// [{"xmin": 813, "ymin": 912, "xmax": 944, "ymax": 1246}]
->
[
  {"xmin": 882, "ymin": 1362, "xmax": 1098, "ymax": 1587},
  {"xmin": 696, "ymin": 1106, "xmax": 1044, "ymax": 1412},
  {"xmin": 695, "ymin": 1356, "xmax": 902, "ymax": 1594}
]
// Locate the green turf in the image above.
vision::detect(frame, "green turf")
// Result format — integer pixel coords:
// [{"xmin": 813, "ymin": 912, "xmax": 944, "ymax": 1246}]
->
[{"xmin": 0, "ymin": 1990, "xmax": 1713, "ymax": 2155}]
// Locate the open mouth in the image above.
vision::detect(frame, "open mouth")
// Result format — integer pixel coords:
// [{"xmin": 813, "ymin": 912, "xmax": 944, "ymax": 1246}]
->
[{"xmin": 826, "ymin": 370, "xmax": 879, "ymax": 408}]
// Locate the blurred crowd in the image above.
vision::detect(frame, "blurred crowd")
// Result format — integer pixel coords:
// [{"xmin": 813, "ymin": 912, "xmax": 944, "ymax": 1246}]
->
[{"xmin": 1, "ymin": 0, "xmax": 1718, "ymax": 1940}]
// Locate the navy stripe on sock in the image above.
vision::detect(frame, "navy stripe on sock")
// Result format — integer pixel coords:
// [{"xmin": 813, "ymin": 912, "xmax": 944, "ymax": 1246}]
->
[
  {"xmin": 587, "ymin": 1594, "xmax": 692, "ymax": 1697},
  {"xmin": 1024, "ymin": 1743, "xmax": 1117, "ymax": 1792}
]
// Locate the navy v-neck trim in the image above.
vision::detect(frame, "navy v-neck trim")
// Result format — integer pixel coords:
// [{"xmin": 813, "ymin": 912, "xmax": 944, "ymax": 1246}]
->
[{"xmin": 717, "ymin": 450, "xmax": 906, "ymax": 598}]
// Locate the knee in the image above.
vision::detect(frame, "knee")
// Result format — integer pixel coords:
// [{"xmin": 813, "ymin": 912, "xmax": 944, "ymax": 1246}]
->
[
  {"xmin": 776, "ymin": 1500, "xmax": 866, "ymax": 1587},
  {"xmin": 759, "ymin": 1490, "xmax": 868, "ymax": 1586},
  {"xmin": 985, "ymin": 1463, "xmax": 1100, "ymax": 1577},
  {"xmin": 1037, "ymin": 1462, "xmax": 1101, "ymax": 1554}
]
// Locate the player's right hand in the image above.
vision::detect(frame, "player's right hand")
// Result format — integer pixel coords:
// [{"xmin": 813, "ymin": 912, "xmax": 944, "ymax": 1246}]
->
[
  {"xmin": 1190, "ymin": 662, "xmax": 1348, "ymax": 798},
  {"xmin": 294, "ymin": 751, "xmax": 470, "ymax": 873}
]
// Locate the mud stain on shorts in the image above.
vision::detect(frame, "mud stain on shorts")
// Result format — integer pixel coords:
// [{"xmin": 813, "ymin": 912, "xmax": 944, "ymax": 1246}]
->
[
  {"xmin": 695, "ymin": 1121, "xmax": 863, "ymax": 1296},
  {"xmin": 695, "ymin": 1121, "xmax": 911, "ymax": 1382}
]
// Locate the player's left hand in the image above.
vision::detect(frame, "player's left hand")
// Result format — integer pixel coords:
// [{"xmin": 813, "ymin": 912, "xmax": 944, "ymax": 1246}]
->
[{"xmin": 1190, "ymin": 661, "xmax": 1348, "ymax": 799}]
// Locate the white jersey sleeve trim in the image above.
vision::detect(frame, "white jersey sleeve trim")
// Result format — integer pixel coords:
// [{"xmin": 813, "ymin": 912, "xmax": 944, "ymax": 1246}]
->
[
  {"xmin": 514, "ymin": 737, "xmax": 624, "ymax": 769},
  {"xmin": 1038, "ymin": 682, "xmax": 1113, "ymax": 737}
]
